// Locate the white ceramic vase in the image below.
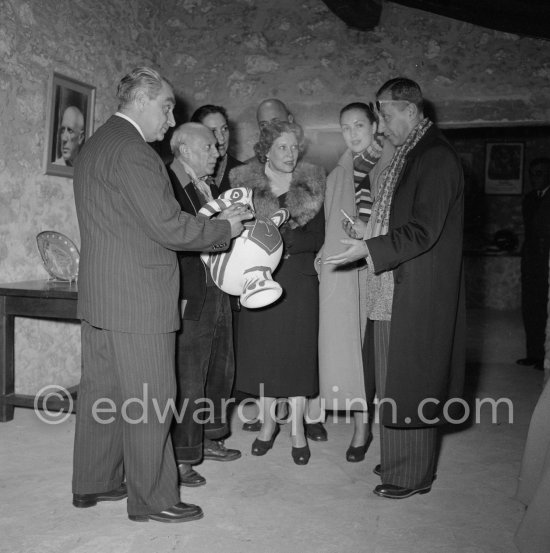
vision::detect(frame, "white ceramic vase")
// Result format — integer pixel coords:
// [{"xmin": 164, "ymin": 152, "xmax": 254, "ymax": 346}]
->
[{"xmin": 199, "ymin": 187, "xmax": 289, "ymax": 309}]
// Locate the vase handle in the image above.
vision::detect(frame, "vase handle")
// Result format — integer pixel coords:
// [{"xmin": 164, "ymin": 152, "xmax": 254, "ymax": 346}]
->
[{"xmin": 198, "ymin": 187, "xmax": 254, "ymax": 218}]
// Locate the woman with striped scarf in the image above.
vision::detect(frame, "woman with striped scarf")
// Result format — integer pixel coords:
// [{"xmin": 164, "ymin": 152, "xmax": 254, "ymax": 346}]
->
[{"xmin": 317, "ymin": 102, "xmax": 394, "ymax": 462}]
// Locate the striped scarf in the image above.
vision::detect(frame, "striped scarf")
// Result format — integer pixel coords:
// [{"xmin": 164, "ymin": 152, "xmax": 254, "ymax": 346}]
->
[
  {"xmin": 364, "ymin": 117, "xmax": 433, "ymax": 321},
  {"xmin": 352, "ymin": 139, "xmax": 383, "ymax": 222},
  {"xmin": 370, "ymin": 118, "xmax": 432, "ymax": 236}
]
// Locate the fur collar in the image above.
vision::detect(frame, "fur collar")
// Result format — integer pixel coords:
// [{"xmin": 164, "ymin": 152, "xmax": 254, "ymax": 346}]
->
[{"xmin": 229, "ymin": 159, "xmax": 325, "ymax": 228}]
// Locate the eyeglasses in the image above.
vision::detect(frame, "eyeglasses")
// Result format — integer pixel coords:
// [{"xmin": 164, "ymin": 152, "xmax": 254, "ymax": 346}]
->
[{"xmin": 375, "ymin": 100, "xmax": 411, "ymax": 111}]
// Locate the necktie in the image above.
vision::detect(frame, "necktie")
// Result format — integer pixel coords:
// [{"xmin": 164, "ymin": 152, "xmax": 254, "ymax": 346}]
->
[{"xmin": 207, "ymin": 176, "xmax": 220, "ymax": 199}]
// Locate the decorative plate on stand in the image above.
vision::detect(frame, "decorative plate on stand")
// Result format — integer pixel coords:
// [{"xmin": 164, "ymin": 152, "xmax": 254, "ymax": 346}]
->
[{"xmin": 36, "ymin": 231, "xmax": 80, "ymax": 282}]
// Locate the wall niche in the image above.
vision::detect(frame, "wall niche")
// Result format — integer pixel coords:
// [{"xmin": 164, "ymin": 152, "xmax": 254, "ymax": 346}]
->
[{"xmin": 443, "ymin": 125, "xmax": 550, "ymax": 309}]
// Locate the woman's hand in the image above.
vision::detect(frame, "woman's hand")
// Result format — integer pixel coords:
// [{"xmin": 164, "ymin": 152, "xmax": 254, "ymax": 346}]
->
[
  {"xmin": 342, "ymin": 217, "xmax": 368, "ymax": 240},
  {"xmin": 324, "ymin": 238, "xmax": 369, "ymax": 266}
]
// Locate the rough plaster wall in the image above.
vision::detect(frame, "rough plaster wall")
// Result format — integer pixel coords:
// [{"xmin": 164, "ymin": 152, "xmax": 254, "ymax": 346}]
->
[
  {"xmin": 158, "ymin": 0, "xmax": 550, "ymax": 160},
  {"xmin": 1, "ymin": 0, "xmax": 550, "ymax": 393},
  {"xmin": 465, "ymin": 256, "xmax": 521, "ymax": 310},
  {"xmin": 0, "ymin": 0, "xmax": 164, "ymax": 393}
]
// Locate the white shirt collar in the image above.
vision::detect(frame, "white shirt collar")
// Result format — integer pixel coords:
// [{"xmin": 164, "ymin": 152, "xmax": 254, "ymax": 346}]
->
[{"xmin": 115, "ymin": 112, "xmax": 146, "ymax": 141}]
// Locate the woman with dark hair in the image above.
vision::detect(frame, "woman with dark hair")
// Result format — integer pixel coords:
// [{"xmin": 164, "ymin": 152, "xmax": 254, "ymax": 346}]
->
[
  {"xmin": 191, "ymin": 104, "xmax": 243, "ymax": 193},
  {"xmin": 317, "ymin": 102, "xmax": 394, "ymax": 462},
  {"xmin": 229, "ymin": 120, "xmax": 325, "ymax": 465}
]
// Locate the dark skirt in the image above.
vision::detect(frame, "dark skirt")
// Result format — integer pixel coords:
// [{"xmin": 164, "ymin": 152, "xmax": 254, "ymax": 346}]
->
[{"xmin": 235, "ymin": 252, "xmax": 319, "ymax": 398}]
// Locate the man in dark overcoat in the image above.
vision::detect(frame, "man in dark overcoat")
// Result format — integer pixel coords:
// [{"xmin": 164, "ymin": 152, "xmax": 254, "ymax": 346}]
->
[
  {"xmin": 517, "ymin": 157, "xmax": 550, "ymax": 371},
  {"xmin": 326, "ymin": 77, "xmax": 465, "ymax": 499}
]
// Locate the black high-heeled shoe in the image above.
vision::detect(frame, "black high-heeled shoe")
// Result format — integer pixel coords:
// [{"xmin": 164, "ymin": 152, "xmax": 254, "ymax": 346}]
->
[
  {"xmin": 291, "ymin": 444, "xmax": 311, "ymax": 465},
  {"xmin": 251, "ymin": 425, "xmax": 279, "ymax": 456},
  {"xmin": 346, "ymin": 433, "xmax": 373, "ymax": 463}
]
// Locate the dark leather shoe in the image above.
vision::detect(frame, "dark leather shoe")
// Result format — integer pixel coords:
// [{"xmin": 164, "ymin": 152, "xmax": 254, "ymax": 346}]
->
[
  {"xmin": 305, "ymin": 422, "xmax": 328, "ymax": 442},
  {"xmin": 242, "ymin": 420, "xmax": 262, "ymax": 432},
  {"xmin": 291, "ymin": 444, "xmax": 311, "ymax": 465},
  {"xmin": 203, "ymin": 439, "xmax": 241, "ymax": 462},
  {"xmin": 251, "ymin": 426, "xmax": 280, "ymax": 456},
  {"xmin": 374, "ymin": 483, "xmax": 431, "ymax": 499},
  {"xmin": 516, "ymin": 357, "xmax": 540, "ymax": 366},
  {"xmin": 72, "ymin": 482, "xmax": 127, "ymax": 508},
  {"xmin": 346, "ymin": 434, "xmax": 372, "ymax": 463},
  {"xmin": 177, "ymin": 464, "xmax": 206, "ymax": 487},
  {"xmin": 129, "ymin": 502, "xmax": 203, "ymax": 523}
]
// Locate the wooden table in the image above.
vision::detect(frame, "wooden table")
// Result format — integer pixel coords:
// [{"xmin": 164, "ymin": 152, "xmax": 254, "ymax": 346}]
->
[{"xmin": 0, "ymin": 280, "xmax": 79, "ymax": 422}]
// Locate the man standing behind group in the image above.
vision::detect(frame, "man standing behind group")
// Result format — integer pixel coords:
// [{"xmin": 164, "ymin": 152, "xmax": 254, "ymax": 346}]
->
[
  {"xmin": 326, "ymin": 77, "xmax": 465, "ymax": 499},
  {"xmin": 167, "ymin": 123, "xmax": 242, "ymax": 488},
  {"xmin": 190, "ymin": 105, "xmax": 244, "ymax": 351},
  {"xmin": 72, "ymin": 67, "xmax": 250, "ymax": 523},
  {"xmin": 256, "ymin": 98, "xmax": 294, "ymax": 129},
  {"xmin": 190, "ymin": 105, "xmax": 244, "ymax": 191},
  {"xmin": 517, "ymin": 157, "xmax": 550, "ymax": 371}
]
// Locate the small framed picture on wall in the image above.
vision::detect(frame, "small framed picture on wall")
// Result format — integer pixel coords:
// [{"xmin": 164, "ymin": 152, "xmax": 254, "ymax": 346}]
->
[
  {"xmin": 43, "ymin": 72, "xmax": 95, "ymax": 178},
  {"xmin": 484, "ymin": 142, "xmax": 524, "ymax": 194}
]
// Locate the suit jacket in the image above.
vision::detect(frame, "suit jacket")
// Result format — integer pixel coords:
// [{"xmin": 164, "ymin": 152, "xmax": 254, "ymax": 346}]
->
[
  {"xmin": 522, "ymin": 188, "xmax": 550, "ymax": 264},
  {"xmin": 167, "ymin": 158, "xmax": 213, "ymax": 320},
  {"xmin": 218, "ymin": 153, "xmax": 244, "ymax": 195},
  {"xmin": 73, "ymin": 115, "xmax": 230, "ymax": 334},
  {"xmin": 366, "ymin": 125, "xmax": 465, "ymax": 428}
]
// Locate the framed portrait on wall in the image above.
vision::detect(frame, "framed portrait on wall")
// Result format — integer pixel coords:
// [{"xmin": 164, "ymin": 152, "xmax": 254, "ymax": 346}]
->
[
  {"xmin": 484, "ymin": 142, "xmax": 524, "ymax": 194},
  {"xmin": 43, "ymin": 72, "xmax": 95, "ymax": 178}
]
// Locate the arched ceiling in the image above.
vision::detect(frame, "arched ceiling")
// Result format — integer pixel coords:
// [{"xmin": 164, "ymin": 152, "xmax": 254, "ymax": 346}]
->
[{"xmin": 320, "ymin": 0, "xmax": 550, "ymax": 40}]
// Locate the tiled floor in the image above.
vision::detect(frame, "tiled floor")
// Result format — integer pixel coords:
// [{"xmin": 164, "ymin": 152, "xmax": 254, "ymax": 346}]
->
[{"xmin": 0, "ymin": 309, "xmax": 544, "ymax": 553}]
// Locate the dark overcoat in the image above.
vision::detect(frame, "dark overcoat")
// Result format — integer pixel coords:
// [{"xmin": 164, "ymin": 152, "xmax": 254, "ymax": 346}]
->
[
  {"xmin": 520, "ymin": 187, "xmax": 550, "ymax": 359},
  {"xmin": 167, "ymin": 153, "xmax": 244, "ymax": 319},
  {"xmin": 219, "ymin": 153, "xmax": 244, "ymax": 194},
  {"xmin": 367, "ymin": 125, "xmax": 465, "ymax": 428}
]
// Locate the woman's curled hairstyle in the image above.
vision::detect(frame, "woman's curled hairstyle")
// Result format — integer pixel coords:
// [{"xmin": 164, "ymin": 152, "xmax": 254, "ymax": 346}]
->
[{"xmin": 254, "ymin": 120, "xmax": 305, "ymax": 164}]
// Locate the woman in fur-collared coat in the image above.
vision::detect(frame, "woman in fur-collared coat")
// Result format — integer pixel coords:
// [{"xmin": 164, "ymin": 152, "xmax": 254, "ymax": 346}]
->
[{"xmin": 229, "ymin": 120, "xmax": 325, "ymax": 465}]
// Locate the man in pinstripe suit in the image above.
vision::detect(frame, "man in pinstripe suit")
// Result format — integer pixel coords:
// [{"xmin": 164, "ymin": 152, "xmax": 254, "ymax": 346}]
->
[{"xmin": 72, "ymin": 67, "xmax": 251, "ymax": 522}]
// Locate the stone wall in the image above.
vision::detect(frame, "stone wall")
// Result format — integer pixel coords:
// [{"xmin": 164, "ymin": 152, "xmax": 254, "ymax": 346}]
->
[
  {"xmin": 0, "ymin": 0, "xmax": 164, "ymax": 393},
  {"xmin": 1, "ymin": 0, "xmax": 549, "ymax": 392},
  {"xmin": 465, "ymin": 255, "xmax": 521, "ymax": 310},
  {"xmin": 158, "ymin": 0, "xmax": 550, "ymax": 159}
]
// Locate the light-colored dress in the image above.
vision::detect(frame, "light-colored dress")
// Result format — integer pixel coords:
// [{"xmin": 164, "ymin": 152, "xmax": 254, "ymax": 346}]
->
[{"xmin": 317, "ymin": 143, "xmax": 393, "ymax": 407}]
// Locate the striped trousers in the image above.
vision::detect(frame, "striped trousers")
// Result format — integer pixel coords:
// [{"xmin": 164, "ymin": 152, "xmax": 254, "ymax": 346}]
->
[
  {"xmin": 373, "ymin": 320, "xmax": 437, "ymax": 489},
  {"xmin": 72, "ymin": 321, "xmax": 180, "ymax": 516}
]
